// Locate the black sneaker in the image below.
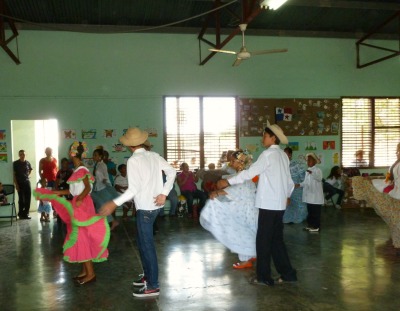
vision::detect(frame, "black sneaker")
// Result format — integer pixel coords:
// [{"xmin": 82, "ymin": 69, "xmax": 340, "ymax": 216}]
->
[
  {"xmin": 132, "ymin": 285, "xmax": 160, "ymax": 298},
  {"xmin": 132, "ymin": 274, "xmax": 146, "ymax": 286}
]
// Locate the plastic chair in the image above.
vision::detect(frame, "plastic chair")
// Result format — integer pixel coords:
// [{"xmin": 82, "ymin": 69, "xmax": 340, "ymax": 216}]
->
[{"xmin": 0, "ymin": 184, "xmax": 17, "ymax": 225}]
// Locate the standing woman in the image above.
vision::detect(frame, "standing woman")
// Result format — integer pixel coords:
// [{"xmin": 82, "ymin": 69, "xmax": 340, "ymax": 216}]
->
[
  {"xmin": 39, "ymin": 147, "xmax": 58, "ymax": 188},
  {"xmin": 91, "ymin": 147, "xmax": 119, "ymax": 230},
  {"xmin": 34, "ymin": 142, "xmax": 110, "ymax": 285}
]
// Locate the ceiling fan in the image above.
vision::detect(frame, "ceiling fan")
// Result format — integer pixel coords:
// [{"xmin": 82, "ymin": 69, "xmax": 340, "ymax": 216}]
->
[{"xmin": 209, "ymin": 24, "xmax": 288, "ymax": 66}]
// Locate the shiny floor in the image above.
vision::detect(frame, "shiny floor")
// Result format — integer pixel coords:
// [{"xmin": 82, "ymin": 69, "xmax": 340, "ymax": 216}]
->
[{"xmin": 1, "ymin": 207, "xmax": 400, "ymax": 311}]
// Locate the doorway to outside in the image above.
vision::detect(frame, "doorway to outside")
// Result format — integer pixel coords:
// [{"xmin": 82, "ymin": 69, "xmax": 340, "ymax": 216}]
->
[{"xmin": 11, "ymin": 119, "xmax": 59, "ymax": 211}]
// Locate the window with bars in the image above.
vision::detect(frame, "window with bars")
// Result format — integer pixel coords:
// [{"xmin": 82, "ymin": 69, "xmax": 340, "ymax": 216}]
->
[
  {"xmin": 164, "ymin": 96, "xmax": 238, "ymax": 170},
  {"xmin": 342, "ymin": 98, "xmax": 400, "ymax": 168}
]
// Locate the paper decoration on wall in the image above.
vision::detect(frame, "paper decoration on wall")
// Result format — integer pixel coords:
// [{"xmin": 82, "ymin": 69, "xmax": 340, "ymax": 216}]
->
[
  {"xmin": 323, "ymin": 141, "xmax": 336, "ymax": 150},
  {"xmin": 305, "ymin": 142, "xmax": 317, "ymax": 150},
  {"xmin": 0, "ymin": 130, "xmax": 6, "ymax": 140},
  {"xmin": 145, "ymin": 128, "xmax": 158, "ymax": 137},
  {"xmin": 83, "ymin": 158, "xmax": 95, "ymax": 168},
  {"xmin": 288, "ymin": 142, "xmax": 299, "ymax": 151},
  {"xmin": 245, "ymin": 144, "xmax": 259, "ymax": 153},
  {"xmin": 276, "ymin": 107, "xmax": 293, "ymax": 121},
  {"xmin": 63, "ymin": 129, "xmax": 76, "ymax": 139},
  {"xmin": 333, "ymin": 152, "xmax": 340, "ymax": 165},
  {"xmin": 82, "ymin": 129, "xmax": 97, "ymax": 139},
  {"xmin": 71, "ymin": 141, "xmax": 89, "ymax": 158},
  {"xmin": 112, "ymin": 143, "xmax": 127, "ymax": 153},
  {"xmin": 0, "ymin": 142, "xmax": 7, "ymax": 152},
  {"xmin": 103, "ymin": 129, "xmax": 116, "ymax": 138},
  {"xmin": 0, "ymin": 153, "xmax": 8, "ymax": 163},
  {"xmin": 239, "ymin": 98, "xmax": 341, "ymax": 136}
]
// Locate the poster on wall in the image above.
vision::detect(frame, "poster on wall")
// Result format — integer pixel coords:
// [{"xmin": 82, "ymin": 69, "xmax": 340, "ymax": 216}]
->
[
  {"xmin": 239, "ymin": 98, "xmax": 341, "ymax": 137},
  {"xmin": 0, "ymin": 153, "xmax": 7, "ymax": 163},
  {"xmin": 63, "ymin": 129, "xmax": 77, "ymax": 139},
  {"xmin": 112, "ymin": 143, "xmax": 127, "ymax": 153},
  {"xmin": 103, "ymin": 129, "xmax": 116, "ymax": 138},
  {"xmin": 323, "ymin": 141, "xmax": 336, "ymax": 150},
  {"xmin": 0, "ymin": 130, "xmax": 6, "ymax": 140},
  {"xmin": 0, "ymin": 142, "xmax": 7, "ymax": 152},
  {"xmin": 333, "ymin": 152, "xmax": 340, "ymax": 165},
  {"xmin": 71, "ymin": 141, "xmax": 89, "ymax": 158},
  {"xmin": 288, "ymin": 142, "xmax": 299, "ymax": 151},
  {"xmin": 82, "ymin": 129, "xmax": 97, "ymax": 139}
]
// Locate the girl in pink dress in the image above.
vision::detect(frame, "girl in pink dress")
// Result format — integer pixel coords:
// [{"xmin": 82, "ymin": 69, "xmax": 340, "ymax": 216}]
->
[{"xmin": 34, "ymin": 142, "xmax": 110, "ymax": 285}]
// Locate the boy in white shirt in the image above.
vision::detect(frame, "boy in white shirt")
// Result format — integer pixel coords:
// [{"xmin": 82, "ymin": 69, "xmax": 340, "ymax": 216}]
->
[{"xmin": 295, "ymin": 153, "xmax": 324, "ymax": 232}]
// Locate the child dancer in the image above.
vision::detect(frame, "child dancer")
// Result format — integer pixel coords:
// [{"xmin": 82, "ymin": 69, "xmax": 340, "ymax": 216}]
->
[
  {"xmin": 37, "ymin": 178, "xmax": 51, "ymax": 222},
  {"xmin": 295, "ymin": 153, "xmax": 324, "ymax": 232}
]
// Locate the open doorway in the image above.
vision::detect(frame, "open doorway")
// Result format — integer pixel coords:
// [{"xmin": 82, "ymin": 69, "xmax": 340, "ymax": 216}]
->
[{"xmin": 11, "ymin": 120, "xmax": 59, "ymax": 211}]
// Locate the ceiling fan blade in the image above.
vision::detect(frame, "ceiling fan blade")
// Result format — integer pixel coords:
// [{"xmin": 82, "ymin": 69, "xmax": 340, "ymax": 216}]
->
[
  {"xmin": 250, "ymin": 48, "xmax": 288, "ymax": 56},
  {"xmin": 209, "ymin": 48, "xmax": 237, "ymax": 55},
  {"xmin": 232, "ymin": 58, "xmax": 243, "ymax": 67}
]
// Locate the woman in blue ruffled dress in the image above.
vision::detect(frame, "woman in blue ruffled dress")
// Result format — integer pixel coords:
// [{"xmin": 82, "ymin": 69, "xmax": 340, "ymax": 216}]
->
[
  {"xmin": 283, "ymin": 147, "xmax": 307, "ymax": 224},
  {"xmin": 200, "ymin": 150, "xmax": 258, "ymax": 269}
]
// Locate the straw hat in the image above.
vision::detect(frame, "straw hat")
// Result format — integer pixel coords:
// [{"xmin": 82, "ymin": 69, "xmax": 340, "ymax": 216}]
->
[
  {"xmin": 306, "ymin": 152, "xmax": 321, "ymax": 164},
  {"xmin": 265, "ymin": 121, "xmax": 288, "ymax": 145},
  {"xmin": 119, "ymin": 128, "xmax": 149, "ymax": 147}
]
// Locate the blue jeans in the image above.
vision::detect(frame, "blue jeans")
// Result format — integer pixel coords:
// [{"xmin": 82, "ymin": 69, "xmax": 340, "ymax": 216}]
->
[{"xmin": 136, "ymin": 208, "xmax": 161, "ymax": 289}]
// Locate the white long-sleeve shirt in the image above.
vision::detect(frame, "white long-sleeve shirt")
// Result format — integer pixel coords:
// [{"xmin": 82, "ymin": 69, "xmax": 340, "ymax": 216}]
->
[
  {"xmin": 227, "ymin": 145, "xmax": 294, "ymax": 211},
  {"xmin": 300, "ymin": 165, "xmax": 324, "ymax": 204},
  {"xmin": 113, "ymin": 148, "xmax": 176, "ymax": 211},
  {"xmin": 93, "ymin": 161, "xmax": 111, "ymax": 192}
]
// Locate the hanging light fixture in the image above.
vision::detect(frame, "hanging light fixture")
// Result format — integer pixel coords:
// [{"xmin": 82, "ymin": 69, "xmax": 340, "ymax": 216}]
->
[{"xmin": 260, "ymin": 0, "xmax": 289, "ymax": 10}]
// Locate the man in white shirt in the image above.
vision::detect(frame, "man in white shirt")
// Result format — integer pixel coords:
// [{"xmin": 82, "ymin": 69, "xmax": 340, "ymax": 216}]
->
[
  {"xmin": 217, "ymin": 123, "xmax": 296, "ymax": 286},
  {"xmin": 100, "ymin": 128, "xmax": 176, "ymax": 298}
]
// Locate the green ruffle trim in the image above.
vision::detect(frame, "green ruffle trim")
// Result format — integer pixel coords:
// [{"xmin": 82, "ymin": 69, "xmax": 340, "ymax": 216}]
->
[
  {"xmin": 33, "ymin": 190, "xmax": 110, "ymax": 263},
  {"xmin": 67, "ymin": 172, "xmax": 95, "ymax": 185}
]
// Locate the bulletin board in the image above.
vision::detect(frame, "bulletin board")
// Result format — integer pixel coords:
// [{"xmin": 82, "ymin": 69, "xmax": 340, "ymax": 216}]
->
[{"xmin": 239, "ymin": 98, "xmax": 341, "ymax": 137}]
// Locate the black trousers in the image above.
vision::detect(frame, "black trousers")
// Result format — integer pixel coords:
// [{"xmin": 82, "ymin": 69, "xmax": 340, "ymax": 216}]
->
[
  {"xmin": 17, "ymin": 181, "xmax": 31, "ymax": 217},
  {"xmin": 306, "ymin": 203, "xmax": 322, "ymax": 229},
  {"xmin": 256, "ymin": 209, "xmax": 297, "ymax": 282}
]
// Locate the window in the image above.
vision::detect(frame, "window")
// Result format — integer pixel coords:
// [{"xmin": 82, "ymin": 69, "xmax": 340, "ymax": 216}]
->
[
  {"xmin": 164, "ymin": 96, "xmax": 238, "ymax": 169},
  {"xmin": 342, "ymin": 98, "xmax": 400, "ymax": 168}
]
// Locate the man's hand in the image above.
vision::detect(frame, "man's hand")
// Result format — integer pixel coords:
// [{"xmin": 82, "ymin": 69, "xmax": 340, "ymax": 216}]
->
[
  {"xmin": 99, "ymin": 201, "xmax": 117, "ymax": 216},
  {"xmin": 154, "ymin": 194, "xmax": 167, "ymax": 206}
]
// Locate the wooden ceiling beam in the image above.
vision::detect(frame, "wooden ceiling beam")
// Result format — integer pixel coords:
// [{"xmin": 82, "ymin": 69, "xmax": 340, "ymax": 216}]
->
[
  {"xmin": 198, "ymin": 0, "xmax": 263, "ymax": 65},
  {"xmin": 0, "ymin": 0, "xmax": 20, "ymax": 64}
]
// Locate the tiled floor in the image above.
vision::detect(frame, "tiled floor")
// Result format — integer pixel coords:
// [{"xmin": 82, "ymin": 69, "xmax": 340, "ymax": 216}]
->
[{"xmin": 1, "ymin": 206, "xmax": 400, "ymax": 311}]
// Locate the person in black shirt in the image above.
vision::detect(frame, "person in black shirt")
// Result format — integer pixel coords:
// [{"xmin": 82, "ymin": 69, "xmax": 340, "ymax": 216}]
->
[{"xmin": 13, "ymin": 150, "xmax": 33, "ymax": 219}]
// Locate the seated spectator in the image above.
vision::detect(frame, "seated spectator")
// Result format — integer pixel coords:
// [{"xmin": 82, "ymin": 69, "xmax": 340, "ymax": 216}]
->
[
  {"xmin": 323, "ymin": 166, "xmax": 345, "ymax": 209},
  {"xmin": 221, "ymin": 150, "xmax": 237, "ymax": 175},
  {"xmin": 114, "ymin": 164, "xmax": 135, "ymax": 220},
  {"xmin": 351, "ymin": 150, "xmax": 368, "ymax": 167},
  {"xmin": 177, "ymin": 162, "xmax": 207, "ymax": 217},
  {"xmin": 0, "ymin": 182, "xmax": 7, "ymax": 205},
  {"xmin": 208, "ymin": 163, "xmax": 216, "ymax": 170}
]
